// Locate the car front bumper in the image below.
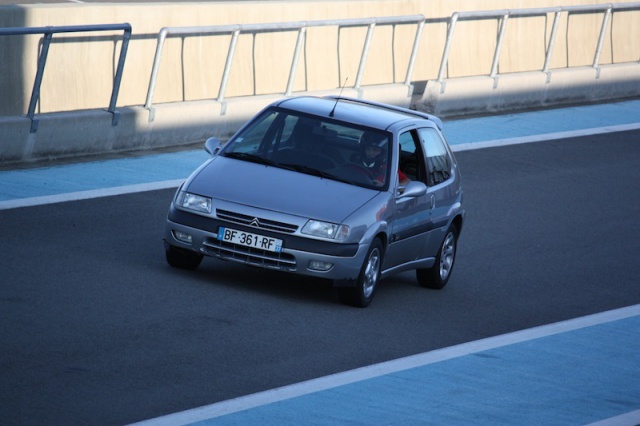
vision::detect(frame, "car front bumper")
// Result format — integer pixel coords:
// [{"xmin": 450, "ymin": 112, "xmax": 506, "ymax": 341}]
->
[{"xmin": 165, "ymin": 206, "xmax": 367, "ymax": 283}]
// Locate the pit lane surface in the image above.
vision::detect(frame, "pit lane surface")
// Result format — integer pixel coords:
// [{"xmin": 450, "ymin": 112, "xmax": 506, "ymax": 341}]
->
[{"xmin": 2, "ymin": 118, "xmax": 640, "ymax": 424}]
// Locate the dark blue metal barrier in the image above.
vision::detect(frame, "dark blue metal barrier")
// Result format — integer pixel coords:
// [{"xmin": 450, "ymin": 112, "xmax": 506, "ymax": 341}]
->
[{"xmin": 0, "ymin": 23, "xmax": 131, "ymax": 132}]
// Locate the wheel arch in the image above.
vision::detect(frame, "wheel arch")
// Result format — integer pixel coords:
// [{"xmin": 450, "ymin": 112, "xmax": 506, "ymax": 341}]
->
[
  {"xmin": 375, "ymin": 231, "xmax": 388, "ymax": 254},
  {"xmin": 452, "ymin": 213, "xmax": 464, "ymax": 236}
]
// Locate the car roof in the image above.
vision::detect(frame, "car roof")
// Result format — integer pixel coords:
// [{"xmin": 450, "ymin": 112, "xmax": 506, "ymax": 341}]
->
[{"xmin": 273, "ymin": 96, "xmax": 443, "ymax": 132}]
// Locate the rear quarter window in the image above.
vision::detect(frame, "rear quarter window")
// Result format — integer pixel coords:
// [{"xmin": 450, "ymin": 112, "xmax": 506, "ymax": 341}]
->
[{"xmin": 418, "ymin": 128, "xmax": 452, "ymax": 186}]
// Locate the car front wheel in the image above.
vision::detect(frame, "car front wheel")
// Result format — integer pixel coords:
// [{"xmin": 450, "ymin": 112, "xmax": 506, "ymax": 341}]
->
[
  {"xmin": 165, "ymin": 244, "xmax": 203, "ymax": 270},
  {"xmin": 417, "ymin": 226, "xmax": 457, "ymax": 289},
  {"xmin": 340, "ymin": 239, "xmax": 383, "ymax": 308}
]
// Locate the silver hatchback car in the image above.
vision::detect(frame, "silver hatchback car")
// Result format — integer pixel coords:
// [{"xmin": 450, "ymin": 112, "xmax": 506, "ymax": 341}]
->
[{"xmin": 164, "ymin": 96, "xmax": 464, "ymax": 307}]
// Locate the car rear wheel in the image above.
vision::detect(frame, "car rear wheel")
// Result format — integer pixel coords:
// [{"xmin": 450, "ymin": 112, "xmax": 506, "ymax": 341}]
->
[
  {"xmin": 417, "ymin": 225, "xmax": 457, "ymax": 289},
  {"xmin": 165, "ymin": 244, "xmax": 203, "ymax": 270},
  {"xmin": 340, "ymin": 239, "xmax": 383, "ymax": 308}
]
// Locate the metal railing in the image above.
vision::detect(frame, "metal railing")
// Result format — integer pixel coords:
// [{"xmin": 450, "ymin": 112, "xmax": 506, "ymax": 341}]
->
[
  {"xmin": 0, "ymin": 23, "xmax": 131, "ymax": 132},
  {"xmin": 144, "ymin": 4, "xmax": 640, "ymax": 116},
  {"xmin": 144, "ymin": 15, "xmax": 425, "ymax": 116},
  {"xmin": 437, "ymin": 2, "xmax": 640, "ymax": 86},
  {"xmin": 2, "ymin": 3, "xmax": 639, "ymax": 130}
]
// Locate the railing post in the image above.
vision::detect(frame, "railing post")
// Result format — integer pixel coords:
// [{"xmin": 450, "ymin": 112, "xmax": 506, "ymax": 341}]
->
[
  {"xmin": 543, "ymin": 10, "xmax": 562, "ymax": 81},
  {"xmin": 145, "ymin": 28, "xmax": 169, "ymax": 117},
  {"xmin": 490, "ymin": 13, "xmax": 510, "ymax": 83},
  {"xmin": 593, "ymin": 6, "xmax": 612, "ymax": 76},
  {"xmin": 404, "ymin": 20, "xmax": 425, "ymax": 86},
  {"xmin": 218, "ymin": 29, "xmax": 240, "ymax": 104},
  {"xmin": 354, "ymin": 22, "xmax": 376, "ymax": 89},
  {"xmin": 437, "ymin": 13, "xmax": 459, "ymax": 84},
  {"xmin": 285, "ymin": 27, "xmax": 306, "ymax": 96},
  {"xmin": 27, "ymin": 30, "xmax": 53, "ymax": 133},
  {"xmin": 108, "ymin": 24, "xmax": 131, "ymax": 126}
]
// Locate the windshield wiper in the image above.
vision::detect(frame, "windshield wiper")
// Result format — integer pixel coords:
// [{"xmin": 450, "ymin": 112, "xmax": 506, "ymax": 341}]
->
[
  {"xmin": 225, "ymin": 152, "xmax": 306, "ymax": 173},
  {"xmin": 283, "ymin": 164, "xmax": 354, "ymax": 185},
  {"xmin": 224, "ymin": 152, "xmax": 278, "ymax": 167},
  {"xmin": 283, "ymin": 164, "xmax": 329, "ymax": 178}
]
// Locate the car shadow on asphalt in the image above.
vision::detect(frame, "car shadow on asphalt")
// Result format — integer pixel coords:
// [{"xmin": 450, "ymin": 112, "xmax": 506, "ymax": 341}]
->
[
  {"xmin": 167, "ymin": 257, "xmax": 339, "ymax": 304},
  {"xmin": 162, "ymin": 256, "xmax": 451, "ymax": 309}
]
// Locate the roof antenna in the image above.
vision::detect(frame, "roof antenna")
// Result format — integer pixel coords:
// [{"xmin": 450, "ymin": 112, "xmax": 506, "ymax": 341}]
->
[{"xmin": 329, "ymin": 77, "xmax": 348, "ymax": 117}]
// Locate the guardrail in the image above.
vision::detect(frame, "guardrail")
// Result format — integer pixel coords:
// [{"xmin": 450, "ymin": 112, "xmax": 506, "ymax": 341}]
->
[
  {"xmin": 144, "ymin": 3, "xmax": 640, "ymax": 119},
  {"xmin": 437, "ymin": 2, "xmax": 640, "ymax": 87},
  {"xmin": 0, "ymin": 23, "xmax": 131, "ymax": 132},
  {"xmin": 143, "ymin": 15, "xmax": 426, "ymax": 119}
]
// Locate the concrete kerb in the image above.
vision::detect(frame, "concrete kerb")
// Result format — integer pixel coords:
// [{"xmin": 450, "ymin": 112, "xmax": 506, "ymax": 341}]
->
[
  {"xmin": 415, "ymin": 63, "xmax": 640, "ymax": 117},
  {"xmin": 0, "ymin": 110, "xmax": 127, "ymax": 164}
]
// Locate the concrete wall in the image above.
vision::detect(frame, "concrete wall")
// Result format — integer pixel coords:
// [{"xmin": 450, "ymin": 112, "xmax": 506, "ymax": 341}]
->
[{"xmin": 1, "ymin": 0, "xmax": 639, "ymax": 164}]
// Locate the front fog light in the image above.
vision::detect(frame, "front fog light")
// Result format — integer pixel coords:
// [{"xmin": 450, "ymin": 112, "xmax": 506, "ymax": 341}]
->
[
  {"xmin": 173, "ymin": 230, "xmax": 193, "ymax": 244},
  {"xmin": 309, "ymin": 260, "xmax": 333, "ymax": 272}
]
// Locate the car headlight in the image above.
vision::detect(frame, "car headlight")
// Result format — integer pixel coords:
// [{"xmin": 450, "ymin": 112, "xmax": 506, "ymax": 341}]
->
[
  {"xmin": 176, "ymin": 191, "xmax": 212, "ymax": 214},
  {"xmin": 302, "ymin": 220, "xmax": 349, "ymax": 240}
]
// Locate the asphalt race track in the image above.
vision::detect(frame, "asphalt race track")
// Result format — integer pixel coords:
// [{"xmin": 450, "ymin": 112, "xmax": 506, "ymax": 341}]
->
[{"xmin": 1, "ymin": 124, "xmax": 639, "ymax": 424}]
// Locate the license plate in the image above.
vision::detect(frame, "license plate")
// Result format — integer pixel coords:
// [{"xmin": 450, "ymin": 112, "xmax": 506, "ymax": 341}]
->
[{"xmin": 217, "ymin": 227, "xmax": 283, "ymax": 253}]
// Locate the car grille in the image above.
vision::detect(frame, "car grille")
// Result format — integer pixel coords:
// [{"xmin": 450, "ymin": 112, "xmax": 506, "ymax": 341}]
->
[
  {"xmin": 216, "ymin": 209, "xmax": 298, "ymax": 234},
  {"xmin": 202, "ymin": 237, "xmax": 297, "ymax": 271}
]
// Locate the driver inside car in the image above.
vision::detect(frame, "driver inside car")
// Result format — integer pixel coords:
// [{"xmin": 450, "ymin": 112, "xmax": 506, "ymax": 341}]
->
[{"xmin": 357, "ymin": 132, "xmax": 410, "ymax": 187}]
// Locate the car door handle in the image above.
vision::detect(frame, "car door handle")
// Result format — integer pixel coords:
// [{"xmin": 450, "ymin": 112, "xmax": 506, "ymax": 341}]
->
[{"xmin": 430, "ymin": 194, "xmax": 436, "ymax": 210}]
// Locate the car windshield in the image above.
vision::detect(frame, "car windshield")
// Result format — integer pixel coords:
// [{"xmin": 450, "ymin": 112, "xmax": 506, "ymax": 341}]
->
[{"xmin": 221, "ymin": 108, "xmax": 391, "ymax": 190}]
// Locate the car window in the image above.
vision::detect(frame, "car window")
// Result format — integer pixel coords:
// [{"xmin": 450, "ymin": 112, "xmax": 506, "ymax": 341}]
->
[
  {"xmin": 222, "ymin": 107, "xmax": 392, "ymax": 190},
  {"xmin": 398, "ymin": 130, "xmax": 427, "ymax": 184},
  {"xmin": 229, "ymin": 110, "xmax": 280, "ymax": 153},
  {"xmin": 417, "ymin": 128, "xmax": 451, "ymax": 186}
]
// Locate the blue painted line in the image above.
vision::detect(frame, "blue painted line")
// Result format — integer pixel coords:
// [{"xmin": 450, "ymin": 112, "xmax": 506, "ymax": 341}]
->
[
  {"xmin": 443, "ymin": 98, "xmax": 640, "ymax": 145},
  {"xmin": 132, "ymin": 305, "xmax": 640, "ymax": 426},
  {"xmin": 0, "ymin": 150, "xmax": 209, "ymax": 203}
]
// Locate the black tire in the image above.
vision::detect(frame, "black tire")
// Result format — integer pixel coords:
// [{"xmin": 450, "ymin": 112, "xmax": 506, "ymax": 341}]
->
[
  {"xmin": 165, "ymin": 244, "xmax": 203, "ymax": 270},
  {"xmin": 340, "ymin": 239, "xmax": 383, "ymax": 308},
  {"xmin": 417, "ymin": 225, "xmax": 457, "ymax": 289}
]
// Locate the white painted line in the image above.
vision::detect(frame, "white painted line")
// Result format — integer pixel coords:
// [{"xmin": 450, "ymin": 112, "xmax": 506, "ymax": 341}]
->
[
  {"xmin": 0, "ymin": 179, "xmax": 184, "ymax": 211},
  {"xmin": 585, "ymin": 410, "xmax": 640, "ymax": 426},
  {"xmin": 450, "ymin": 122, "xmax": 640, "ymax": 152},
  {"xmin": 130, "ymin": 304, "xmax": 640, "ymax": 426}
]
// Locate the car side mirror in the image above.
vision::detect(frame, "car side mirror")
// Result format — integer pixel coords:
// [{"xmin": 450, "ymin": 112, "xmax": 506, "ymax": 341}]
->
[
  {"xmin": 204, "ymin": 137, "xmax": 223, "ymax": 156},
  {"xmin": 397, "ymin": 180, "xmax": 427, "ymax": 199}
]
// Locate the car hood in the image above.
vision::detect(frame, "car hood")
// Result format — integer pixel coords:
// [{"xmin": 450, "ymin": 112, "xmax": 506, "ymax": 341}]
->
[{"xmin": 186, "ymin": 156, "xmax": 379, "ymax": 223}]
